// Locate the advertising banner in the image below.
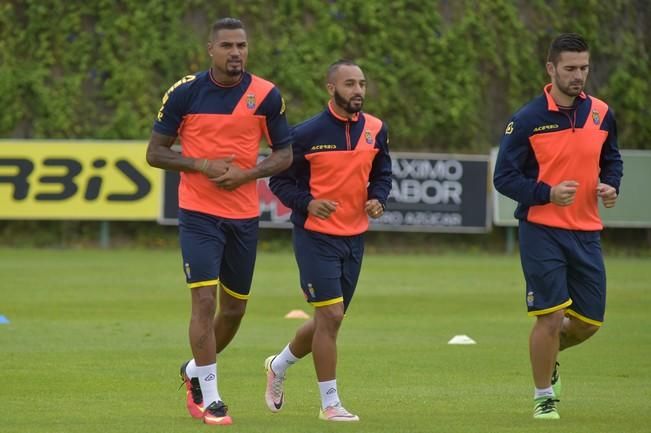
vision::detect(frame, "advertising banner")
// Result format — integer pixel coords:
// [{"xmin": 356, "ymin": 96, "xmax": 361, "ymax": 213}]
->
[
  {"xmin": 373, "ymin": 152, "xmax": 490, "ymax": 232},
  {"xmin": 0, "ymin": 140, "xmax": 160, "ymax": 220},
  {"xmin": 160, "ymin": 152, "xmax": 490, "ymax": 233},
  {"xmin": 491, "ymin": 148, "xmax": 651, "ymax": 228}
]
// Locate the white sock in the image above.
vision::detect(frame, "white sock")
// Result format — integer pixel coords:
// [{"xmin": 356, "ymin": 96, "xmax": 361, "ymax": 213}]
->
[
  {"xmin": 196, "ymin": 363, "xmax": 221, "ymax": 406},
  {"xmin": 185, "ymin": 359, "xmax": 198, "ymax": 378},
  {"xmin": 318, "ymin": 379, "xmax": 340, "ymax": 409},
  {"xmin": 271, "ymin": 344, "xmax": 300, "ymax": 377},
  {"xmin": 534, "ymin": 386, "xmax": 555, "ymax": 399}
]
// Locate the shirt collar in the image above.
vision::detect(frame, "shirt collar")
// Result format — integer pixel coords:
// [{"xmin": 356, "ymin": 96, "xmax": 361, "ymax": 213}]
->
[
  {"xmin": 327, "ymin": 100, "xmax": 360, "ymax": 122},
  {"xmin": 209, "ymin": 68, "xmax": 245, "ymax": 88},
  {"xmin": 544, "ymin": 83, "xmax": 586, "ymax": 112}
]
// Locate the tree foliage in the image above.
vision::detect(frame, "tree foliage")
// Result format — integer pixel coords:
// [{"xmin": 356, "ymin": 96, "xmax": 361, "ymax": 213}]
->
[{"xmin": 1, "ymin": 0, "xmax": 649, "ymax": 151}]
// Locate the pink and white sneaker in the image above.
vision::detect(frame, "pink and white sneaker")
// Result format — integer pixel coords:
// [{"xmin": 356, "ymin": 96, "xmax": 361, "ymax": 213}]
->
[
  {"xmin": 264, "ymin": 355, "xmax": 285, "ymax": 412},
  {"xmin": 318, "ymin": 403, "xmax": 359, "ymax": 422}
]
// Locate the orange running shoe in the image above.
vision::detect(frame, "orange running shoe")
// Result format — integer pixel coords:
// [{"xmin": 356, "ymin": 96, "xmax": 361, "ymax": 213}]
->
[
  {"xmin": 179, "ymin": 360, "xmax": 204, "ymax": 419},
  {"xmin": 203, "ymin": 401, "xmax": 233, "ymax": 425}
]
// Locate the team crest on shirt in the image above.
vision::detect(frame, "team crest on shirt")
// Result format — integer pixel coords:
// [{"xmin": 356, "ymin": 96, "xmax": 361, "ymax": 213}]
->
[
  {"xmin": 246, "ymin": 94, "xmax": 256, "ymax": 109},
  {"xmin": 592, "ymin": 109, "xmax": 600, "ymax": 125},
  {"xmin": 505, "ymin": 121, "xmax": 514, "ymax": 135},
  {"xmin": 365, "ymin": 130, "xmax": 373, "ymax": 144},
  {"xmin": 527, "ymin": 291, "xmax": 534, "ymax": 307}
]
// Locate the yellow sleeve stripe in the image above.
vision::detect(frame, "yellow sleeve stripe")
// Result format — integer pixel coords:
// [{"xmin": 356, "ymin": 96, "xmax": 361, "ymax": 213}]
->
[
  {"xmin": 527, "ymin": 299, "xmax": 573, "ymax": 316},
  {"xmin": 221, "ymin": 283, "xmax": 250, "ymax": 300},
  {"xmin": 565, "ymin": 309, "xmax": 603, "ymax": 327},
  {"xmin": 310, "ymin": 297, "xmax": 344, "ymax": 308},
  {"xmin": 188, "ymin": 279, "xmax": 219, "ymax": 289}
]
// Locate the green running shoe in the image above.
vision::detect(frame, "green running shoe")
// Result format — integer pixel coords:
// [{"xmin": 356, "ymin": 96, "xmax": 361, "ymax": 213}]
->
[
  {"xmin": 551, "ymin": 361, "xmax": 561, "ymax": 399},
  {"xmin": 533, "ymin": 397, "xmax": 560, "ymax": 419}
]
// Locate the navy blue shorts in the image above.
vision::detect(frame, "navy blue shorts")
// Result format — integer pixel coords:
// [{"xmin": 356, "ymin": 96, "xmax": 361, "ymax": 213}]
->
[
  {"xmin": 519, "ymin": 220, "xmax": 606, "ymax": 325},
  {"xmin": 178, "ymin": 208, "xmax": 259, "ymax": 299},
  {"xmin": 292, "ymin": 225, "xmax": 364, "ymax": 312}
]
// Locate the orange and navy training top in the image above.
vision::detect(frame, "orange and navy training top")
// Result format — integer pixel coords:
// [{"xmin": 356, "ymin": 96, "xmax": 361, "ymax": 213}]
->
[
  {"xmin": 269, "ymin": 102, "xmax": 392, "ymax": 236},
  {"xmin": 494, "ymin": 84, "xmax": 623, "ymax": 231},
  {"xmin": 153, "ymin": 70, "xmax": 292, "ymax": 219}
]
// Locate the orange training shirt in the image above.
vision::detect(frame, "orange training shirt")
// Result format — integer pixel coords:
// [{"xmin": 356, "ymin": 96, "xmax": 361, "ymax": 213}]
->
[{"xmin": 153, "ymin": 70, "xmax": 292, "ymax": 219}]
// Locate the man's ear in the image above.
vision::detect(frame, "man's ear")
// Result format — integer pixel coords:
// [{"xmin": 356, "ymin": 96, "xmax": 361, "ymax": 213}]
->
[{"xmin": 545, "ymin": 62, "xmax": 555, "ymax": 78}]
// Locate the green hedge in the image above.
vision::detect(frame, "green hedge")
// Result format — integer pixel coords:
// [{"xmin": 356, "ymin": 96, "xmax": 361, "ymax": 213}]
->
[{"xmin": 1, "ymin": 0, "xmax": 649, "ymax": 151}]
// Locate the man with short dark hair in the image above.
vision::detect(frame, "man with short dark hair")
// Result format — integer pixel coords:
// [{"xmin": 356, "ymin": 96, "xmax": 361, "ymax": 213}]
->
[
  {"xmin": 265, "ymin": 60, "xmax": 392, "ymax": 422},
  {"xmin": 146, "ymin": 17, "xmax": 292, "ymax": 425},
  {"xmin": 494, "ymin": 33, "xmax": 623, "ymax": 419}
]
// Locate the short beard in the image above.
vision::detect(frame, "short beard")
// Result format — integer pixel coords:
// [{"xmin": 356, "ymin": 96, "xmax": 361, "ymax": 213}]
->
[
  {"xmin": 226, "ymin": 65, "xmax": 243, "ymax": 77},
  {"xmin": 334, "ymin": 90, "xmax": 363, "ymax": 114},
  {"xmin": 555, "ymin": 73, "xmax": 583, "ymax": 97}
]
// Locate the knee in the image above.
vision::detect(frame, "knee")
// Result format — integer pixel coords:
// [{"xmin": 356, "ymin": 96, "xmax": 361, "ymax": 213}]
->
[
  {"xmin": 219, "ymin": 302, "xmax": 246, "ymax": 324},
  {"xmin": 537, "ymin": 310, "xmax": 565, "ymax": 336},
  {"xmin": 315, "ymin": 307, "xmax": 344, "ymax": 333},
  {"xmin": 567, "ymin": 321, "xmax": 600, "ymax": 341},
  {"xmin": 192, "ymin": 292, "xmax": 217, "ymax": 322}
]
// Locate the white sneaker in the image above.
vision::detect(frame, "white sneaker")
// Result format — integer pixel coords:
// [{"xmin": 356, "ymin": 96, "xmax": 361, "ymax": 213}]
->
[
  {"xmin": 318, "ymin": 403, "xmax": 360, "ymax": 422},
  {"xmin": 264, "ymin": 355, "xmax": 285, "ymax": 412}
]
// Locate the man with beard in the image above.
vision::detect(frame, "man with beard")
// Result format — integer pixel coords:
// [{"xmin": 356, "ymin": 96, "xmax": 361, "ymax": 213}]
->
[
  {"xmin": 266, "ymin": 60, "xmax": 392, "ymax": 422},
  {"xmin": 494, "ymin": 33, "xmax": 622, "ymax": 420},
  {"xmin": 146, "ymin": 17, "xmax": 292, "ymax": 425}
]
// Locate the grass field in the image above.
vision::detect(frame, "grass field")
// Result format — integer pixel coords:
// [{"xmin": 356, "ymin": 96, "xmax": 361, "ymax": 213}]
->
[{"xmin": 1, "ymin": 248, "xmax": 649, "ymax": 433}]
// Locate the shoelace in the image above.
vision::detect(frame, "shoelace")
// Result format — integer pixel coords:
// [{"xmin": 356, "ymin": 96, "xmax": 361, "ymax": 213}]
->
[
  {"xmin": 536, "ymin": 398, "xmax": 559, "ymax": 414},
  {"xmin": 551, "ymin": 363, "xmax": 560, "ymax": 383},
  {"xmin": 189, "ymin": 379, "xmax": 202, "ymax": 403},
  {"xmin": 271, "ymin": 374, "xmax": 285, "ymax": 396},
  {"xmin": 327, "ymin": 403, "xmax": 354, "ymax": 417},
  {"xmin": 178, "ymin": 377, "xmax": 203, "ymax": 403},
  {"xmin": 206, "ymin": 401, "xmax": 228, "ymax": 416}
]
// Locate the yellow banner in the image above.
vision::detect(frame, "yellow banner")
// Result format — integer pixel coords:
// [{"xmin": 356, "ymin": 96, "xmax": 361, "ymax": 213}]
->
[{"xmin": 0, "ymin": 140, "xmax": 160, "ymax": 220}]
